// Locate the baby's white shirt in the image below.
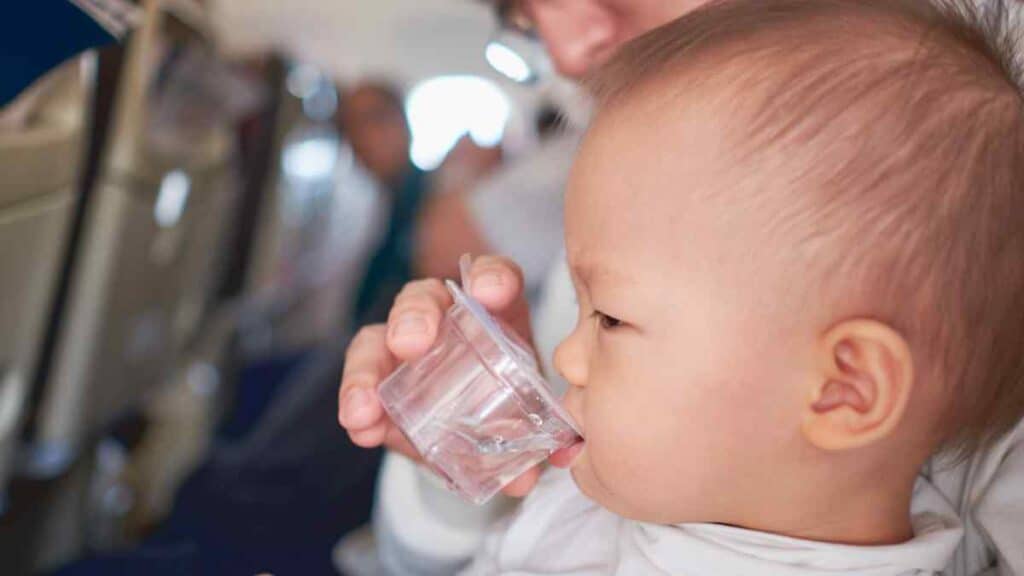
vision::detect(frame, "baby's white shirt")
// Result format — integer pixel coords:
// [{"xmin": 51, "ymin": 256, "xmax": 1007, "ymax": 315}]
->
[{"xmin": 460, "ymin": 467, "xmax": 963, "ymax": 576}]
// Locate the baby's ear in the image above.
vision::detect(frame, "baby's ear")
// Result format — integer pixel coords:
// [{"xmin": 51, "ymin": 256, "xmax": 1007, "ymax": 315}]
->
[{"xmin": 801, "ymin": 320, "xmax": 913, "ymax": 451}]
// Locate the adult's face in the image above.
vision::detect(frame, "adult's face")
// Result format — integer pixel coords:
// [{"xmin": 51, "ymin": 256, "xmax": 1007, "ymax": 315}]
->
[
  {"xmin": 341, "ymin": 85, "xmax": 411, "ymax": 186},
  {"xmin": 513, "ymin": 0, "xmax": 712, "ymax": 78}
]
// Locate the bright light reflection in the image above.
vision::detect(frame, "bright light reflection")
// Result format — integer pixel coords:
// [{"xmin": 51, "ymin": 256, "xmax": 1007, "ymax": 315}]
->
[
  {"xmin": 485, "ymin": 41, "xmax": 534, "ymax": 84},
  {"xmin": 154, "ymin": 170, "xmax": 190, "ymax": 228},
  {"xmin": 406, "ymin": 75, "xmax": 510, "ymax": 171},
  {"xmin": 282, "ymin": 137, "xmax": 339, "ymax": 181}
]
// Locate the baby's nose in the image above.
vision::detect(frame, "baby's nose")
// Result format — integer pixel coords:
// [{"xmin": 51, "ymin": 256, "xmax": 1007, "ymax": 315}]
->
[{"xmin": 554, "ymin": 336, "xmax": 588, "ymax": 389}]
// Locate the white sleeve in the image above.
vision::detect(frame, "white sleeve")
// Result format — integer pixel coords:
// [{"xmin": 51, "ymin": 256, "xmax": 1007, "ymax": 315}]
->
[
  {"xmin": 466, "ymin": 133, "xmax": 580, "ymax": 295},
  {"xmin": 373, "ymin": 452, "xmax": 515, "ymax": 576}
]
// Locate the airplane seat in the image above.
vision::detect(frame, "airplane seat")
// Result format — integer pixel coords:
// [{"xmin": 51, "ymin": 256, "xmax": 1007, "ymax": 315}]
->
[
  {"xmin": 0, "ymin": 54, "xmax": 93, "ymax": 576},
  {"xmin": 41, "ymin": 128, "xmax": 235, "ymax": 445},
  {"xmin": 0, "ymin": 56, "xmax": 90, "ymax": 507},
  {"xmin": 14, "ymin": 5, "xmax": 242, "ymax": 569},
  {"xmin": 33, "ymin": 4, "xmax": 238, "ymax": 460}
]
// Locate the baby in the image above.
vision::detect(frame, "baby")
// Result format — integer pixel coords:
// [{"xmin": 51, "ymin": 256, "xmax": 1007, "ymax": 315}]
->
[{"xmin": 461, "ymin": 0, "xmax": 1024, "ymax": 573}]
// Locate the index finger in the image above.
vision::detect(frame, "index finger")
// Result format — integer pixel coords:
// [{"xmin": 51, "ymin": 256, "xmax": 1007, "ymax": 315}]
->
[
  {"xmin": 339, "ymin": 325, "xmax": 393, "ymax": 430},
  {"xmin": 386, "ymin": 278, "xmax": 454, "ymax": 361}
]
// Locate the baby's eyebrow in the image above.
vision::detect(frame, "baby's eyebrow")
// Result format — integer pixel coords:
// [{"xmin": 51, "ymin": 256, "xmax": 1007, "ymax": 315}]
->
[{"xmin": 571, "ymin": 257, "xmax": 636, "ymax": 289}]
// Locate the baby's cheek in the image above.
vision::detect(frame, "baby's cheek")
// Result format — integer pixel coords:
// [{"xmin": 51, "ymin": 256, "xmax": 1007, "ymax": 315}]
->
[
  {"xmin": 581, "ymin": 425, "xmax": 687, "ymax": 520},
  {"xmin": 583, "ymin": 391, "xmax": 659, "ymax": 488}
]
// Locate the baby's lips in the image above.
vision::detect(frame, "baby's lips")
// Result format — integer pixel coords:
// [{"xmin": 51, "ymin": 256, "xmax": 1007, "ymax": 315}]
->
[{"xmin": 549, "ymin": 437, "xmax": 585, "ymax": 468}]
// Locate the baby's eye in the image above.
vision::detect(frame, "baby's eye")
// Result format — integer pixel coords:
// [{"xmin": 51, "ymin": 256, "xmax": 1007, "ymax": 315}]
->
[{"xmin": 592, "ymin": 310, "xmax": 623, "ymax": 330}]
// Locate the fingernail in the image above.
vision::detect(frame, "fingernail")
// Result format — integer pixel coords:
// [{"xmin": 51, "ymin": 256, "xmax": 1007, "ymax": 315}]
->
[
  {"xmin": 473, "ymin": 271, "xmax": 504, "ymax": 290},
  {"xmin": 344, "ymin": 388, "xmax": 371, "ymax": 419},
  {"xmin": 392, "ymin": 313, "xmax": 427, "ymax": 339}
]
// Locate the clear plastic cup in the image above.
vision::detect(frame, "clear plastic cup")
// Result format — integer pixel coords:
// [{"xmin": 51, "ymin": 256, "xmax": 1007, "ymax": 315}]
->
[{"xmin": 377, "ymin": 259, "xmax": 582, "ymax": 505}]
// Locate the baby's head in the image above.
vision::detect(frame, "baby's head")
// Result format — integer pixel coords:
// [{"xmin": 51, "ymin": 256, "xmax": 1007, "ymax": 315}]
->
[{"xmin": 555, "ymin": 0, "xmax": 1024, "ymax": 543}]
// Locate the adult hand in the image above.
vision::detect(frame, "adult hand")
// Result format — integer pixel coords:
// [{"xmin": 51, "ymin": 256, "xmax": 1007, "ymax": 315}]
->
[{"xmin": 338, "ymin": 255, "xmax": 541, "ymax": 496}]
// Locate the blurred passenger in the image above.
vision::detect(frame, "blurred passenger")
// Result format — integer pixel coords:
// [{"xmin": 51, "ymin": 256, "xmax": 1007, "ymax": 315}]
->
[
  {"xmin": 339, "ymin": 82, "xmax": 430, "ymax": 328},
  {"xmin": 340, "ymin": 82, "xmax": 410, "ymax": 189}
]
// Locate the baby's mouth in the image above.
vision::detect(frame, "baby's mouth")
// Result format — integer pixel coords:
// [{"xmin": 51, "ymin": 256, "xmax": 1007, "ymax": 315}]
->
[{"xmin": 549, "ymin": 437, "xmax": 585, "ymax": 468}]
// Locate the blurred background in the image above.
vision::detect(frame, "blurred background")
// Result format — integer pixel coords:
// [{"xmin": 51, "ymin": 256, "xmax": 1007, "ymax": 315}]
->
[{"xmin": 0, "ymin": 0, "xmax": 578, "ymax": 573}]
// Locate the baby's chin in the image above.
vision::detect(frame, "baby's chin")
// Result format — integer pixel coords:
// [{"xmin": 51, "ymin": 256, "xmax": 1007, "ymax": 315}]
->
[
  {"xmin": 568, "ymin": 454, "xmax": 631, "ymax": 517},
  {"xmin": 568, "ymin": 454, "xmax": 706, "ymax": 525},
  {"xmin": 570, "ymin": 467, "xmax": 655, "ymax": 522},
  {"xmin": 568, "ymin": 457, "xmax": 600, "ymax": 503}
]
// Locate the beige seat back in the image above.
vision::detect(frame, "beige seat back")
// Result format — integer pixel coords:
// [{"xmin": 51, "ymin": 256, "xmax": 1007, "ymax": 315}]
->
[
  {"xmin": 35, "ymin": 4, "xmax": 235, "ymax": 451},
  {"xmin": 0, "ymin": 59, "xmax": 87, "ymax": 493}
]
